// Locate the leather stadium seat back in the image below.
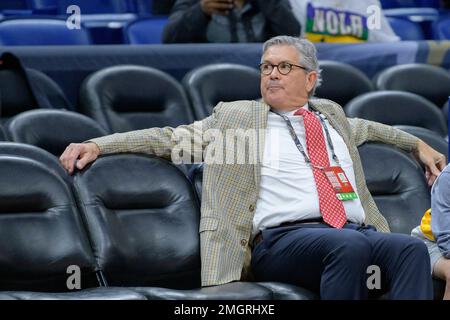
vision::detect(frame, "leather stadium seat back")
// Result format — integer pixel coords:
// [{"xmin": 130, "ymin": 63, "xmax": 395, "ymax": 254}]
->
[
  {"xmin": 393, "ymin": 125, "xmax": 448, "ymax": 159},
  {"xmin": 190, "ymin": 164, "xmax": 204, "ymax": 202},
  {"xmin": 0, "ymin": 69, "xmax": 37, "ymax": 119},
  {"xmin": 7, "ymin": 109, "xmax": 108, "ymax": 157},
  {"xmin": 0, "ymin": 19, "xmax": 91, "ymax": 46},
  {"xmin": 80, "ymin": 65, "xmax": 194, "ymax": 133},
  {"xmin": 375, "ymin": 63, "xmax": 450, "ymax": 107},
  {"xmin": 0, "ymin": 125, "xmax": 6, "ymax": 141},
  {"xmin": 443, "ymin": 101, "xmax": 448, "ymax": 120},
  {"xmin": 0, "ymin": 156, "xmax": 98, "ymax": 291},
  {"xmin": 358, "ymin": 143, "xmax": 430, "ymax": 234},
  {"xmin": 0, "ymin": 142, "xmax": 70, "ymax": 183},
  {"xmin": 27, "ymin": 69, "xmax": 71, "ymax": 109},
  {"xmin": 73, "ymin": 154, "xmax": 201, "ymax": 289},
  {"xmin": 0, "ymin": 68, "xmax": 70, "ymax": 122},
  {"xmin": 314, "ymin": 61, "xmax": 373, "ymax": 107},
  {"xmin": 345, "ymin": 91, "xmax": 447, "ymax": 136},
  {"xmin": 182, "ymin": 63, "xmax": 261, "ymax": 119}
]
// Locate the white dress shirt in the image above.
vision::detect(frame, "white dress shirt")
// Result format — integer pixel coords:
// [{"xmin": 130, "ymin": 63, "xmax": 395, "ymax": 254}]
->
[{"xmin": 252, "ymin": 104, "xmax": 365, "ymax": 238}]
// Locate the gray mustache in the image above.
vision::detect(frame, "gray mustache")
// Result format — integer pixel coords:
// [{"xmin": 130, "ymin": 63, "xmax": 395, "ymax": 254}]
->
[{"xmin": 267, "ymin": 81, "xmax": 283, "ymax": 88}]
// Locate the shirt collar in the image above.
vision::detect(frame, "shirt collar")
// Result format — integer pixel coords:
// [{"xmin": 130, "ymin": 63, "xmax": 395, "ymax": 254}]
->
[{"xmin": 277, "ymin": 103, "xmax": 309, "ymax": 116}]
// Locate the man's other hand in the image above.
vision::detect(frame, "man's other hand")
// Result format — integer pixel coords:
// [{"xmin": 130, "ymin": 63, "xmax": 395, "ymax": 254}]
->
[
  {"xmin": 59, "ymin": 142, "xmax": 100, "ymax": 175},
  {"xmin": 201, "ymin": 0, "xmax": 234, "ymax": 16},
  {"xmin": 414, "ymin": 139, "xmax": 446, "ymax": 186}
]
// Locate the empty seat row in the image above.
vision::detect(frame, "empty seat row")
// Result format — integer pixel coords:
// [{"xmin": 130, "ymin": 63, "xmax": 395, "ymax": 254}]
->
[
  {"xmin": 380, "ymin": 0, "xmax": 441, "ymax": 9},
  {"xmin": 1, "ymin": 63, "xmax": 261, "ymax": 133},
  {"xmin": 317, "ymin": 61, "xmax": 450, "ymax": 111},
  {"xmin": 0, "ymin": 143, "xmax": 315, "ymax": 299},
  {"xmin": 0, "ymin": 52, "xmax": 72, "ymax": 124},
  {"xmin": 0, "ymin": 125, "xmax": 6, "ymax": 141},
  {"xmin": 0, "ymin": 17, "xmax": 168, "ymax": 45},
  {"xmin": 3, "ymin": 12, "xmax": 450, "ymax": 44},
  {"xmin": 0, "ymin": 107, "xmax": 446, "ymax": 180},
  {"xmin": 345, "ymin": 91, "xmax": 448, "ymax": 137},
  {"xmin": 0, "ymin": 0, "xmax": 169, "ymax": 15},
  {"xmin": 383, "ymin": 7, "xmax": 442, "ymax": 40},
  {"xmin": 2, "ymin": 59, "xmax": 449, "ymax": 124},
  {"xmin": 5, "ymin": 12, "xmax": 450, "ymax": 43},
  {"xmin": 374, "ymin": 63, "xmax": 450, "ymax": 108},
  {"xmin": 0, "ymin": 61, "xmax": 448, "ymax": 154}
]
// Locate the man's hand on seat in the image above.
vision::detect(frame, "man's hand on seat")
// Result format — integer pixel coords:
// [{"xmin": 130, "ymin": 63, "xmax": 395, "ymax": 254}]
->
[
  {"xmin": 413, "ymin": 139, "xmax": 446, "ymax": 186},
  {"xmin": 59, "ymin": 142, "xmax": 100, "ymax": 175}
]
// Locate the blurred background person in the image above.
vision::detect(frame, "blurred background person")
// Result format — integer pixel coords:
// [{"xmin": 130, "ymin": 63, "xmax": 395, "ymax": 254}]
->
[
  {"xmin": 412, "ymin": 162, "xmax": 450, "ymax": 300},
  {"xmin": 151, "ymin": 0, "xmax": 177, "ymax": 15},
  {"xmin": 289, "ymin": 0, "xmax": 400, "ymax": 42},
  {"xmin": 163, "ymin": 0, "xmax": 301, "ymax": 43}
]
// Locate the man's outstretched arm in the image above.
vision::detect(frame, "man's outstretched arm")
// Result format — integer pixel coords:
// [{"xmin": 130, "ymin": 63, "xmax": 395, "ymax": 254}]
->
[
  {"xmin": 59, "ymin": 103, "xmax": 222, "ymax": 174},
  {"xmin": 348, "ymin": 117, "xmax": 446, "ymax": 186}
]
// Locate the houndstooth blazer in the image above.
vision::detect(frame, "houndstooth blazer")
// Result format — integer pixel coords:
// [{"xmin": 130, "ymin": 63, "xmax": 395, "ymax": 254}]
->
[{"xmin": 90, "ymin": 98, "xmax": 419, "ymax": 287}]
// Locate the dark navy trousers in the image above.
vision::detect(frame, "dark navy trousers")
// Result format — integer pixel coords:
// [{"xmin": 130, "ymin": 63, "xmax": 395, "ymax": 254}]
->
[{"xmin": 251, "ymin": 223, "xmax": 433, "ymax": 300}]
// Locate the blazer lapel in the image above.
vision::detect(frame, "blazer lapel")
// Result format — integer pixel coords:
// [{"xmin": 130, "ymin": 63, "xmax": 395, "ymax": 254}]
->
[
  {"xmin": 309, "ymin": 100, "xmax": 351, "ymax": 148},
  {"xmin": 252, "ymin": 100, "xmax": 269, "ymax": 187}
]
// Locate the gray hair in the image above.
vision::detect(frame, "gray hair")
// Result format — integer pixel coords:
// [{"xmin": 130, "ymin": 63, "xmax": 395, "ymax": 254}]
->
[{"xmin": 262, "ymin": 36, "xmax": 322, "ymax": 96}]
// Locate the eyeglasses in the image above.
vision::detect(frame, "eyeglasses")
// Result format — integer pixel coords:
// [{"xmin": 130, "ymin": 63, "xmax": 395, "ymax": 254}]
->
[{"xmin": 259, "ymin": 61, "xmax": 308, "ymax": 75}]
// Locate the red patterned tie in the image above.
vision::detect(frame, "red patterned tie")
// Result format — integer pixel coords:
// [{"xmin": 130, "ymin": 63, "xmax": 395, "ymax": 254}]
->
[{"xmin": 294, "ymin": 108, "xmax": 347, "ymax": 228}]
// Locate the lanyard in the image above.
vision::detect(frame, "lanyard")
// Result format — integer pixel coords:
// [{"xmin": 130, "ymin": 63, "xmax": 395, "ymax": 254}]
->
[{"xmin": 271, "ymin": 109, "xmax": 341, "ymax": 168}]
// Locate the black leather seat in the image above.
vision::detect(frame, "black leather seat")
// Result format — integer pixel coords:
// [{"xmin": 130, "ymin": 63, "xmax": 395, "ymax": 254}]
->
[
  {"xmin": 7, "ymin": 109, "xmax": 108, "ymax": 157},
  {"xmin": 182, "ymin": 63, "xmax": 261, "ymax": 119},
  {"xmin": 0, "ymin": 155, "xmax": 147, "ymax": 300},
  {"xmin": 375, "ymin": 63, "xmax": 450, "ymax": 108},
  {"xmin": 0, "ymin": 68, "xmax": 70, "ymax": 124},
  {"xmin": 133, "ymin": 282, "xmax": 272, "ymax": 300},
  {"xmin": 27, "ymin": 68, "xmax": 71, "ymax": 109},
  {"xmin": 73, "ymin": 153, "xmax": 271, "ymax": 299},
  {"xmin": 0, "ymin": 156, "xmax": 98, "ymax": 292},
  {"xmin": 359, "ymin": 143, "xmax": 430, "ymax": 234},
  {"xmin": 359, "ymin": 143, "xmax": 444, "ymax": 299},
  {"xmin": 442, "ymin": 101, "xmax": 448, "ymax": 121},
  {"xmin": 80, "ymin": 65, "xmax": 194, "ymax": 133},
  {"xmin": 0, "ymin": 142, "xmax": 70, "ymax": 183},
  {"xmin": 0, "ymin": 125, "xmax": 6, "ymax": 141},
  {"xmin": 315, "ymin": 61, "xmax": 373, "ymax": 107},
  {"xmin": 0, "ymin": 287, "xmax": 146, "ymax": 300},
  {"xmin": 345, "ymin": 91, "xmax": 447, "ymax": 137},
  {"xmin": 394, "ymin": 125, "xmax": 448, "ymax": 160}
]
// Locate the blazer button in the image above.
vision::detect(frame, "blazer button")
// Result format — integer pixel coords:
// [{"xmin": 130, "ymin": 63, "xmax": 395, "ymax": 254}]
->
[
  {"xmin": 240, "ymin": 239, "xmax": 248, "ymax": 247},
  {"xmin": 249, "ymin": 204, "xmax": 255, "ymax": 212}
]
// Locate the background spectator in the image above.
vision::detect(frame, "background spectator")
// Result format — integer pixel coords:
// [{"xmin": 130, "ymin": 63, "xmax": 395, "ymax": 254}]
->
[
  {"xmin": 289, "ymin": 0, "xmax": 399, "ymax": 42},
  {"xmin": 151, "ymin": 0, "xmax": 176, "ymax": 15},
  {"xmin": 163, "ymin": 0, "xmax": 301, "ymax": 43}
]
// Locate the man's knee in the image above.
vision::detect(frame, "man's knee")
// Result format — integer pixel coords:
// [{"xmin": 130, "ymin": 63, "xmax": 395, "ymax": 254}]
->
[{"xmin": 404, "ymin": 236, "xmax": 429, "ymax": 258}]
